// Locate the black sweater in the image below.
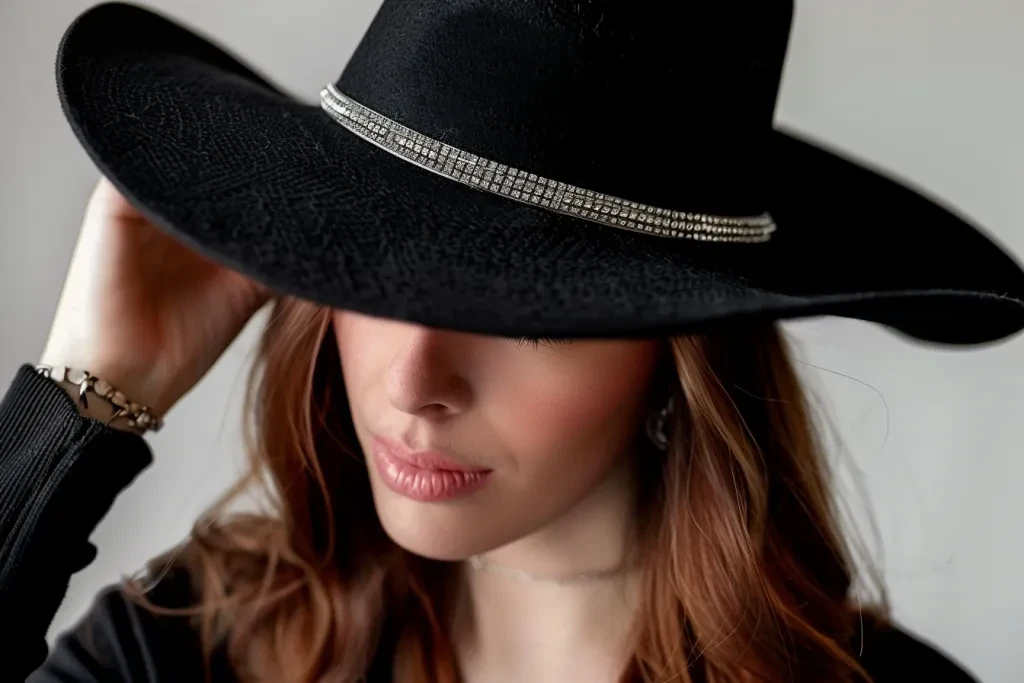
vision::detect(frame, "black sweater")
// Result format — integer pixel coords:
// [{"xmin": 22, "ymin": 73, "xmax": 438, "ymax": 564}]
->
[{"xmin": 0, "ymin": 363, "xmax": 981, "ymax": 681}]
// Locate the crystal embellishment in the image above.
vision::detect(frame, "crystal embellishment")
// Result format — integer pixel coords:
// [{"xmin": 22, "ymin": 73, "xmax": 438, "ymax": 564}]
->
[{"xmin": 320, "ymin": 84, "xmax": 775, "ymax": 243}]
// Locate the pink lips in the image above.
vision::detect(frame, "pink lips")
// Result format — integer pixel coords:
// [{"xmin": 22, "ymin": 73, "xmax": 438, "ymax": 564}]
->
[{"xmin": 371, "ymin": 435, "xmax": 492, "ymax": 502}]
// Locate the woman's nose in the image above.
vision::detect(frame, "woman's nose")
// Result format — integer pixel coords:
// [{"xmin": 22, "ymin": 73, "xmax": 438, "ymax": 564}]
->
[{"xmin": 384, "ymin": 325, "xmax": 473, "ymax": 419}]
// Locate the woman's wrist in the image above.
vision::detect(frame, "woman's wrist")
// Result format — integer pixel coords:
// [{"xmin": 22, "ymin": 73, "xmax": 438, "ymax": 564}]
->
[
  {"xmin": 36, "ymin": 357, "xmax": 164, "ymax": 435},
  {"xmin": 50, "ymin": 379, "xmax": 148, "ymax": 435},
  {"xmin": 39, "ymin": 346, "xmax": 171, "ymax": 410}
]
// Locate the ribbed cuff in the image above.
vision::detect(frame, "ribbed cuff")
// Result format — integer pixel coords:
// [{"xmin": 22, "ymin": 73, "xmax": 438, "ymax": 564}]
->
[{"xmin": 0, "ymin": 363, "xmax": 154, "ymax": 604}]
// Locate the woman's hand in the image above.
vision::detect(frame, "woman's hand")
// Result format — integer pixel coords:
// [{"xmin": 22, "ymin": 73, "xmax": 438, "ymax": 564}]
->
[{"xmin": 40, "ymin": 177, "xmax": 273, "ymax": 419}]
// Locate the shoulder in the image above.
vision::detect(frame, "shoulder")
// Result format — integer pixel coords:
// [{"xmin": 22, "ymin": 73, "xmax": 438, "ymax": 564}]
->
[
  {"xmin": 34, "ymin": 563, "xmax": 230, "ymax": 681},
  {"xmin": 857, "ymin": 615, "xmax": 980, "ymax": 682}
]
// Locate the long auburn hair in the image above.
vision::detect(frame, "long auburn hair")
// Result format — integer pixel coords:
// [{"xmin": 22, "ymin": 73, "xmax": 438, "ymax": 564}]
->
[{"xmin": 125, "ymin": 295, "xmax": 889, "ymax": 682}]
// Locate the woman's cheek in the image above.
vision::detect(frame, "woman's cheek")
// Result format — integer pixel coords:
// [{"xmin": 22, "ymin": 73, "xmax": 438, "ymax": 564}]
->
[{"xmin": 501, "ymin": 373, "xmax": 629, "ymax": 453}]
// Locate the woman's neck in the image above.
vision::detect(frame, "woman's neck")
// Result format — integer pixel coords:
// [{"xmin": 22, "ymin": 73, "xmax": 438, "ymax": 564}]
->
[{"xmin": 449, "ymin": 455, "xmax": 641, "ymax": 683}]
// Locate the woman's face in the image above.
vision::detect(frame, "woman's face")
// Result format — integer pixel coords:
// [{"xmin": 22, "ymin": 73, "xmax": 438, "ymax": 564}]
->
[{"xmin": 333, "ymin": 310, "xmax": 662, "ymax": 560}]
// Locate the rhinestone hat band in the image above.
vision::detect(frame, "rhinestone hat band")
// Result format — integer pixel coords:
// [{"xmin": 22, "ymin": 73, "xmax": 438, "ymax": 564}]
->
[{"xmin": 320, "ymin": 83, "xmax": 776, "ymax": 242}]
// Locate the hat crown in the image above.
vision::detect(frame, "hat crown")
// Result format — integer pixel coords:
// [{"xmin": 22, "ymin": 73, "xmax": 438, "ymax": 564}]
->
[{"xmin": 336, "ymin": 0, "xmax": 794, "ymax": 216}]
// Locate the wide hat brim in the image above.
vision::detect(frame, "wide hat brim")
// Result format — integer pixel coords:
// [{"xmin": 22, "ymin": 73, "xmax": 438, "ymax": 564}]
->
[{"xmin": 55, "ymin": 2, "xmax": 1024, "ymax": 345}]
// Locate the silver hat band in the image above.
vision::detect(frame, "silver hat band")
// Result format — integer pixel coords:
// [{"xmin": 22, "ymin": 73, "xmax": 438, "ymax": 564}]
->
[{"xmin": 320, "ymin": 83, "xmax": 776, "ymax": 243}]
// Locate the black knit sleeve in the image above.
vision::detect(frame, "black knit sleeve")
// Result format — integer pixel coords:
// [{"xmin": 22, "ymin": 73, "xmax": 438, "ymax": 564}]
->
[{"xmin": 0, "ymin": 363, "xmax": 153, "ymax": 680}]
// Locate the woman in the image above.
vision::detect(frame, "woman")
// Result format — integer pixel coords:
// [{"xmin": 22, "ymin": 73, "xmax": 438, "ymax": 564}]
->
[{"xmin": 5, "ymin": 1, "xmax": 1023, "ymax": 681}]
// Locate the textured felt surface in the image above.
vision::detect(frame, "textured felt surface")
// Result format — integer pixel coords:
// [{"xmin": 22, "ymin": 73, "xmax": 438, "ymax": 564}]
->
[{"xmin": 53, "ymin": 1, "xmax": 1024, "ymax": 345}]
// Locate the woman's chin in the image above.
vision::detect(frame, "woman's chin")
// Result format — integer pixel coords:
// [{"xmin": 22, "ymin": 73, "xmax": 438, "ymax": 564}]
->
[
  {"xmin": 368, "ymin": 487, "xmax": 508, "ymax": 561},
  {"xmin": 389, "ymin": 534, "xmax": 475, "ymax": 562},
  {"xmin": 380, "ymin": 515, "xmax": 487, "ymax": 561}
]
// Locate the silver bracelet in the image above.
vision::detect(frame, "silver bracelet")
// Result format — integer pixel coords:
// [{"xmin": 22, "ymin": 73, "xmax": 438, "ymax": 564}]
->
[{"xmin": 34, "ymin": 364, "xmax": 164, "ymax": 433}]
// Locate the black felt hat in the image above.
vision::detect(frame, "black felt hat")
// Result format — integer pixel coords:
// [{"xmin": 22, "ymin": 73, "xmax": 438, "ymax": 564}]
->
[{"xmin": 54, "ymin": 0, "xmax": 1024, "ymax": 345}]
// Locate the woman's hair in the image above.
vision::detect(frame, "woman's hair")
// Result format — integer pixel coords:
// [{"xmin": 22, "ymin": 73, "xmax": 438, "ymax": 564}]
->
[{"xmin": 125, "ymin": 296, "xmax": 889, "ymax": 682}]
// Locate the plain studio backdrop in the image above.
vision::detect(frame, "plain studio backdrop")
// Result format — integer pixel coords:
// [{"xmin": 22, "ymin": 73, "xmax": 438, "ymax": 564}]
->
[{"xmin": 2, "ymin": 1, "xmax": 1022, "ymax": 680}]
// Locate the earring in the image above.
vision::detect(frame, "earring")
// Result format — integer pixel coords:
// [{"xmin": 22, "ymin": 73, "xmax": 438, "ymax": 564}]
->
[{"xmin": 645, "ymin": 395, "xmax": 675, "ymax": 450}]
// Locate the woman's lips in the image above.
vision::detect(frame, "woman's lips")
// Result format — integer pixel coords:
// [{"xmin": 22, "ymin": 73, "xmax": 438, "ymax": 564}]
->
[{"xmin": 371, "ymin": 435, "xmax": 492, "ymax": 502}]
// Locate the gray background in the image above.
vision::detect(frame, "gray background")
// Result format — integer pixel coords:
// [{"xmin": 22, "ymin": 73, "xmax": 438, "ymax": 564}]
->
[{"xmin": 2, "ymin": 1, "xmax": 1022, "ymax": 680}]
